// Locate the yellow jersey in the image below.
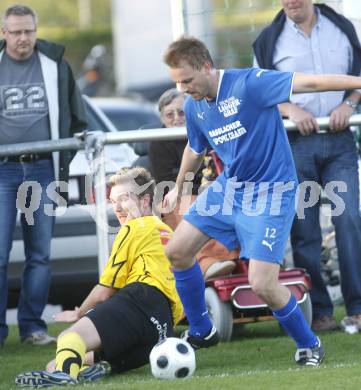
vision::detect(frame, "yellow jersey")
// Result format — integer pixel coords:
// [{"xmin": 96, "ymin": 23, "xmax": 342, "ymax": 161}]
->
[{"xmin": 100, "ymin": 215, "xmax": 183, "ymax": 325}]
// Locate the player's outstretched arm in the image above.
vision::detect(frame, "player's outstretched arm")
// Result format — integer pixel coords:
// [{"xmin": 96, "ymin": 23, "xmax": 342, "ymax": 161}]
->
[
  {"xmin": 162, "ymin": 143, "xmax": 205, "ymax": 211},
  {"xmin": 292, "ymin": 73, "xmax": 361, "ymax": 94},
  {"xmin": 53, "ymin": 284, "xmax": 117, "ymax": 322},
  {"xmin": 175, "ymin": 142, "xmax": 205, "ymax": 188}
]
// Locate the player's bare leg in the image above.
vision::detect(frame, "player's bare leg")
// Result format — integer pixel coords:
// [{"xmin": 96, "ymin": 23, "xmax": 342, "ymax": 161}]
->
[
  {"xmin": 248, "ymin": 260, "xmax": 290, "ymax": 309},
  {"xmin": 166, "ymin": 219, "xmax": 209, "ymax": 269}
]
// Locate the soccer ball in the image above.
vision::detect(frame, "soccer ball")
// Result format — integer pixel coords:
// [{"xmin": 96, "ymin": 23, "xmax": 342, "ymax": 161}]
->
[{"xmin": 149, "ymin": 337, "xmax": 196, "ymax": 379}]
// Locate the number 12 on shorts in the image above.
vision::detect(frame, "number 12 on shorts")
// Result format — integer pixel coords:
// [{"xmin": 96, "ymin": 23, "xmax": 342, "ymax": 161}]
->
[{"xmin": 265, "ymin": 227, "xmax": 276, "ymax": 239}]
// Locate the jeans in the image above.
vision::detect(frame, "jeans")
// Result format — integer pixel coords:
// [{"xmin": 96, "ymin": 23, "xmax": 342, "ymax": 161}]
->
[
  {"xmin": 0, "ymin": 159, "xmax": 55, "ymax": 341},
  {"xmin": 289, "ymin": 129, "xmax": 361, "ymax": 319}
]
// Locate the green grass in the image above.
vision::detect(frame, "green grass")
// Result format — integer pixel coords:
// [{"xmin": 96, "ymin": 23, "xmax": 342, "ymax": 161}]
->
[{"xmin": 2, "ymin": 305, "xmax": 361, "ymax": 390}]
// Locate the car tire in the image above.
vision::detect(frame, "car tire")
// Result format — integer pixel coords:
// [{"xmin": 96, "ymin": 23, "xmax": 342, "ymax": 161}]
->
[{"xmin": 205, "ymin": 286, "xmax": 233, "ymax": 342}]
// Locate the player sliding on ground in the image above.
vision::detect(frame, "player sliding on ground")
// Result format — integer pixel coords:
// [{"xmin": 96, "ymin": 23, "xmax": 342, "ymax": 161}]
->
[
  {"xmin": 15, "ymin": 167, "xmax": 183, "ymax": 387},
  {"xmin": 162, "ymin": 36, "xmax": 361, "ymax": 365}
]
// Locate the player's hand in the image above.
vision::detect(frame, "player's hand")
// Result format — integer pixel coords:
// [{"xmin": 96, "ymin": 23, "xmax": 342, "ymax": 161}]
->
[
  {"xmin": 329, "ymin": 103, "xmax": 354, "ymax": 132},
  {"xmin": 287, "ymin": 104, "xmax": 319, "ymax": 135},
  {"xmin": 162, "ymin": 187, "xmax": 179, "ymax": 214},
  {"xmin": 53, "ymin": 306, "xmax": 81, "ymax": 323}
]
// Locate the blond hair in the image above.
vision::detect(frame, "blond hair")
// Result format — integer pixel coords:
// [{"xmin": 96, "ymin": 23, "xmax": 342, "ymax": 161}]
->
[{"xmin": 108, "ymin": 167, "xmax": 155, "ymax": 206}]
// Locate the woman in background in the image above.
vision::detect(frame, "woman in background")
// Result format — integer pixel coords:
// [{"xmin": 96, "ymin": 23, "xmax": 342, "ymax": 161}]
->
[{"xmin": 149, "ymin": 89, "xmax": 239, "ymax": 280}]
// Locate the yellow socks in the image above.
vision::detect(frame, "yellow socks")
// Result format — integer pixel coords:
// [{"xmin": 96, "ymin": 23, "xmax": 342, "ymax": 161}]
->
[{"xmin": 55, "ymin": 332, "xmax": 86, "ymax": 379}]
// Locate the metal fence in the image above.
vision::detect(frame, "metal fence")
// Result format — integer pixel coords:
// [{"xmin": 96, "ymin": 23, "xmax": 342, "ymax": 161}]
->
[{"xmin": 1, "ymin": 114, "xmax": 361, "ymax": 273}]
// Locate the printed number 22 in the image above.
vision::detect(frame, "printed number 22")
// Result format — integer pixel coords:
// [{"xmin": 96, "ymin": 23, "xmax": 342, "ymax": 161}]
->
[{"xmin": 5, "ymin": 86, "xmax": 45, "ymax": 110}]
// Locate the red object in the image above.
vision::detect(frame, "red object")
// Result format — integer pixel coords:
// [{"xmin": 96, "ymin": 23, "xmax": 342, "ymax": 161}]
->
[
  {"xmin": 206, "ymin": 267, "xmax": 312, "ymax": 308},
  {"xmin": 209, "ymin": 150, "xmax": 224, "ymax": 176},
  {"xmin": 88, "ymin": 185, "xmax": 111, "ymax": 204},
  {"xmin": 202, "ymin": 150, "xmax": 312, "ymax": 330}
]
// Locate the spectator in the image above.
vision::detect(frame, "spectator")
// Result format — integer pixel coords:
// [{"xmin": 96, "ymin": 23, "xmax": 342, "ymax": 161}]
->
[
  {"xmin": 253, "ymin": 0, "xmax": 361, "ymax": 332},
  {"xmin": 149, "ymin": 88, "xmax": 238, "ymax": 279},
  {"xmin": 149, "ymin": 87, "xmax": 198, "ymax": 230},
  {"xmin": 15, "ymin": 167, "xmax": 183, "ymax": 387},
  {"xmin": 0, "ymin": 5, "xmax": 87, "ymax": 346}
]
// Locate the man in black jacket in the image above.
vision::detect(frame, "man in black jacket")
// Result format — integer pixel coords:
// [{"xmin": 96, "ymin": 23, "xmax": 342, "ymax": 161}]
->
[
  {"xmin": 253, "ymin": 0, "xmax": 361, "ymax": 332},
  {"xmin": 0, "ymin": 4, "xmax": 87, "ymax": 346}
]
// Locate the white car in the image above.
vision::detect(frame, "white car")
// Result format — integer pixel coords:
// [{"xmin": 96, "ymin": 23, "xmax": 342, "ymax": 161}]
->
[
  {"xmin": 8, "ymin": 95, "xmax": 159, "ymax": 309},
  {"xmin": 68, "ymin": 95, "xmax": 139, "ymax": 203}
]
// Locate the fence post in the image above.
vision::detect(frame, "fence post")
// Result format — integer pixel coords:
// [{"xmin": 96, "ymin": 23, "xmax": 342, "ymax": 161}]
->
[{"xmin": 87, "ymin": 132, "xmax": 110, "ymax": 275}]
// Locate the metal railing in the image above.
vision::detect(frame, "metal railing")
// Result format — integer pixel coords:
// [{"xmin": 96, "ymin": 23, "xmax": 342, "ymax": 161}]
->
[{"xmin": 1, "ymin": 114, "xmax": 361, "ymax": 273}]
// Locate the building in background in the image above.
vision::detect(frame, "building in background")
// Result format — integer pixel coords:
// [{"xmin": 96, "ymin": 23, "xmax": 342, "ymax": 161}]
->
[
  {"xmin": 111, "ymin": 0, "xmax": 173, "ymax": 100},
  {"xmin": 111, "ymin": 0, "xmax": 361, "ymax": 101},
  {"xmin": 111, "ymin": 0, "xmax": 212, "ymax": 101}
]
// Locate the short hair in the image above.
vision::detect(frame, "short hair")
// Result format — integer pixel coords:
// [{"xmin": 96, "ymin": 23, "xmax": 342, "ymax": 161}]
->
[
  {"xmin": 108, "ymin": 166, "xmax": 155, "ymax": 206},
  {"xmin": 2, "ymin": 5, "xmax": 38, "ymax": 28},
  {"xmin": 164, "ymin": 36, "xmax": 214, "ymax": 70},
  {"xmin": 158, "ymin": 88, "xmax": 185, "ymax": 112}
]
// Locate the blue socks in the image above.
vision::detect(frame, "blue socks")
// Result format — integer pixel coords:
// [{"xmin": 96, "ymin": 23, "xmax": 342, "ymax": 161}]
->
[
  {"xmin": 273, "ymin": 294, "xmax": 318, "ymax": 348},
  {"xmin": 173, "ymin": 262, "xmax": 212, "ymax": 338}
]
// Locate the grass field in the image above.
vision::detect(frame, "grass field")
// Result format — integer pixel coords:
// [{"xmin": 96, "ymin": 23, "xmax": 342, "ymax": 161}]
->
[{"xmin": 2, "ymin": 305, "xmax": 361, "ymax": 390}]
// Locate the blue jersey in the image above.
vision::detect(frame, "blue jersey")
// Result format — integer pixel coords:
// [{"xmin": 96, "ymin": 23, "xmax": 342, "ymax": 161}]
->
[{"xmin": 185, "ymin": 68, "xmax": 297, "ymax": 184}]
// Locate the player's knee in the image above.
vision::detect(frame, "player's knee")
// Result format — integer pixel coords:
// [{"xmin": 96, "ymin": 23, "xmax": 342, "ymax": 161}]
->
[
  {"xmin": 165, "ymin": 244, "xmax": 179, "ymax": 263},
  {"xmin": 165, "ymin": 244, "xmax": 192, "ymax": 269},
  {"xmin": 249, "ymin": 275, "xmax": 273, "ymax": 300}
]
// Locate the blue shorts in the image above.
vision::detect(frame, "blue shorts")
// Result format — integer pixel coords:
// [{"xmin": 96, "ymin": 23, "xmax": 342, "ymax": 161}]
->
[{"xmin": 184, "ymin": 175, "xmax": 296, "ymax": 264}]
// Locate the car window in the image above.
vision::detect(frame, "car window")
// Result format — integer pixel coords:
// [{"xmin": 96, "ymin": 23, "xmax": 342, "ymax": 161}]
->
[
  {"xmin": 83, "ymin": 98, "xmax": 110, "ymax": 132},
  {"xmin": 104, "ymin": 109, "xmax": 161, "ymax": 131}
]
